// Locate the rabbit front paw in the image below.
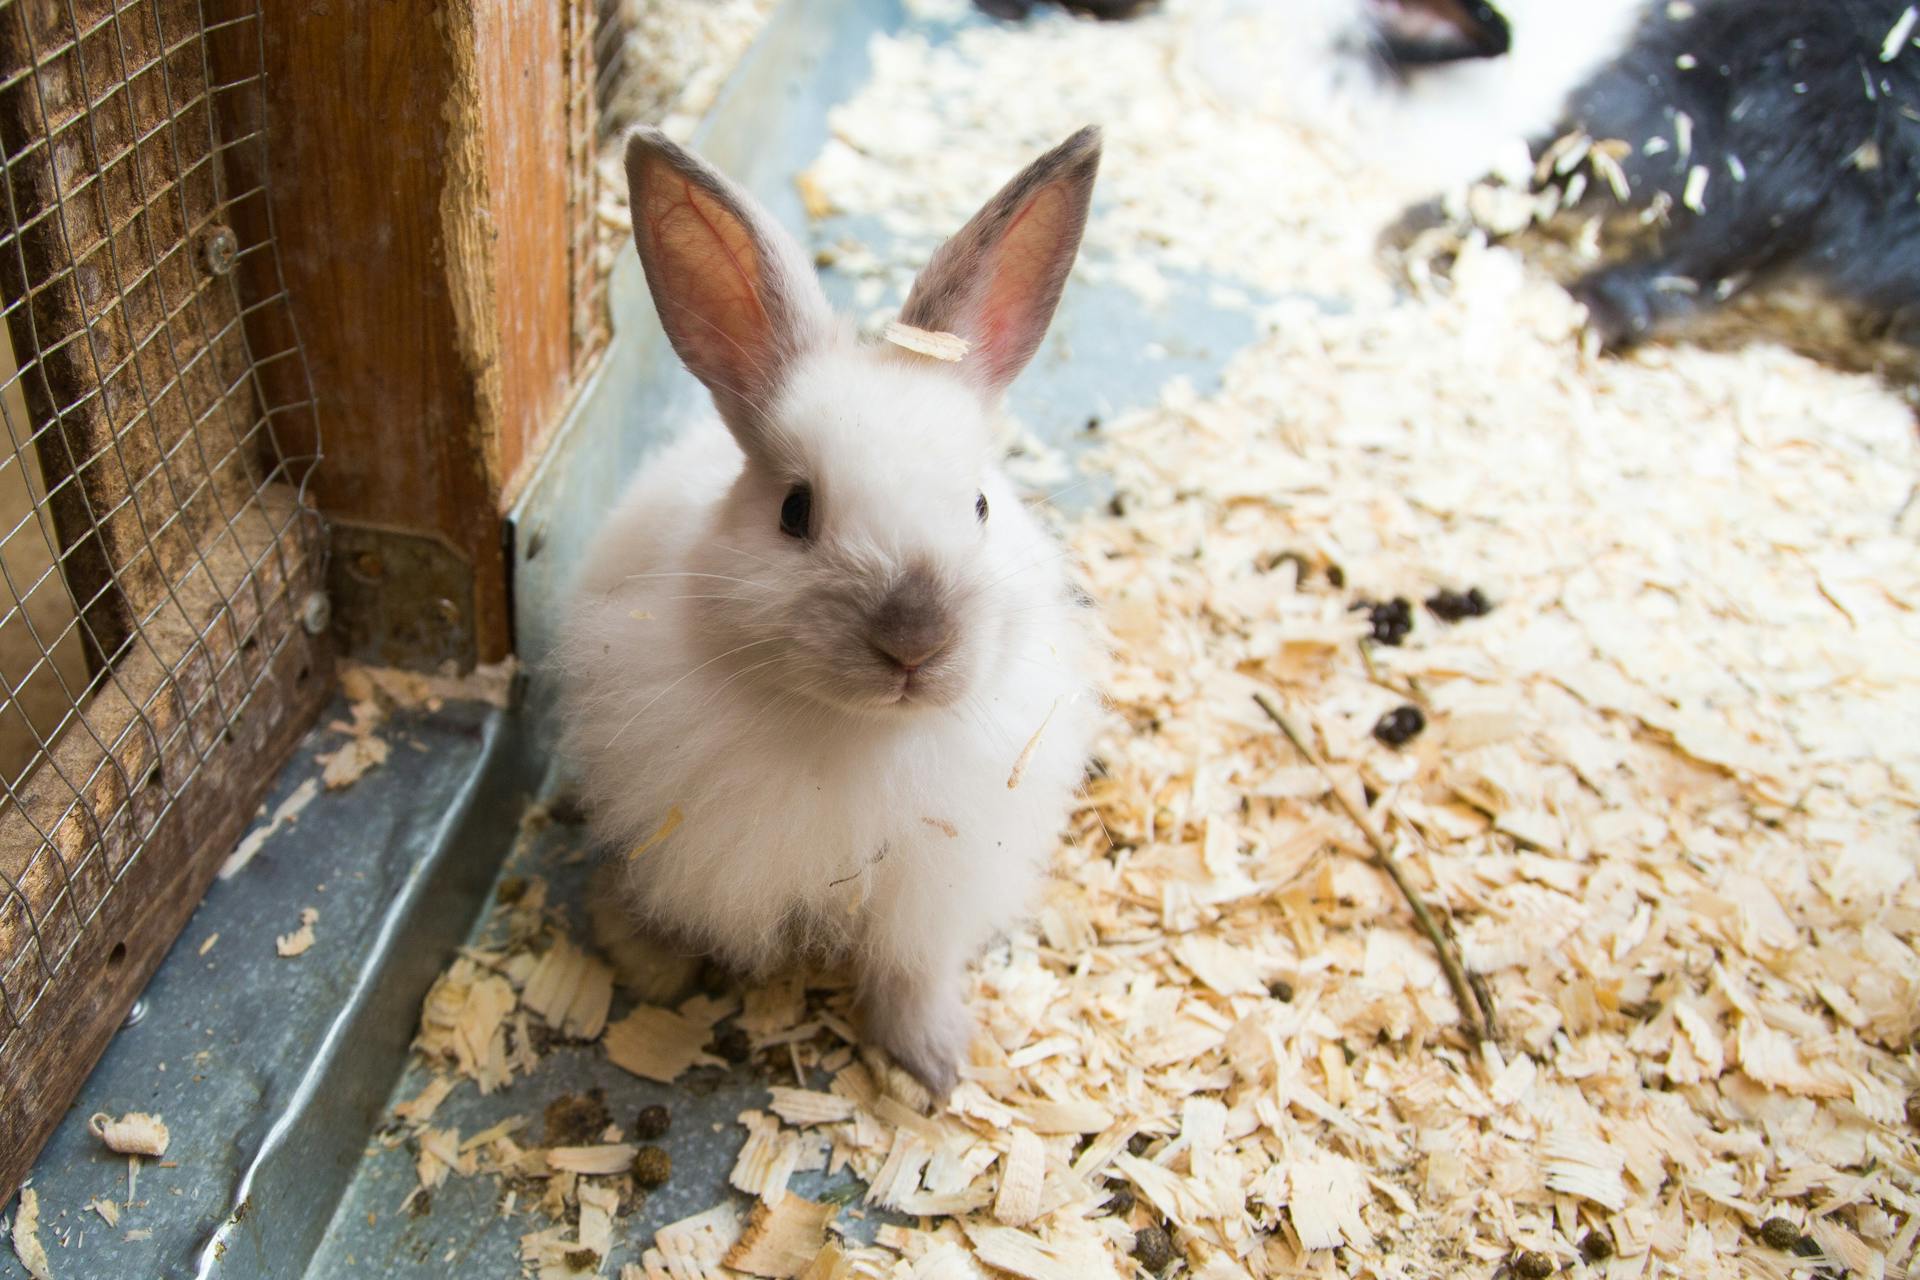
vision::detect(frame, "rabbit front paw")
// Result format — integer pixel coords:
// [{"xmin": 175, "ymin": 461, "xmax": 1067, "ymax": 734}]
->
[
  {"xmin": 1572, "ymin": 269, "xmax": 1661, "ymax": 352},
  {"xmin": 858, "ymin": 971, "xmax": 972, "ymax": 1102}
]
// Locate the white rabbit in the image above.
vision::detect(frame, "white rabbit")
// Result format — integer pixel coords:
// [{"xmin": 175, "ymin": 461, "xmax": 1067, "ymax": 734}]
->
[{"xmin": 557, "ymin": 127, "xmax": 1104, "ymax": 1097}]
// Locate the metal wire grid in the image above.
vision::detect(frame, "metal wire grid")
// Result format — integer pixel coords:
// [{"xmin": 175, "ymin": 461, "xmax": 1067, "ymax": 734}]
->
[{"xmin": 0, "ymin": 0, "xmax": 321, "ymax": 1059}]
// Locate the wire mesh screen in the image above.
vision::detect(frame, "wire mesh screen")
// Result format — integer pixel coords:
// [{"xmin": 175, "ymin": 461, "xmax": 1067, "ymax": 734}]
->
[{"xmin": 0, "ymin": 0, "xmax": 321, "ymax": 1063}]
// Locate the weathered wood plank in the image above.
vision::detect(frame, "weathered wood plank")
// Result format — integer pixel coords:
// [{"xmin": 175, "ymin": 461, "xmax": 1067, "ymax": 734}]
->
[{"xmin": 254, "ymin": 2, "xmax": 603, "ymax": 663}]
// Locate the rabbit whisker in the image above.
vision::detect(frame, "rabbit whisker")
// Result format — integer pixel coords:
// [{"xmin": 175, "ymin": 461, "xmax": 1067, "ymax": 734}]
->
[{"xmin": 606, "ymin": 636, "xmax": 785, "ymax": 747}]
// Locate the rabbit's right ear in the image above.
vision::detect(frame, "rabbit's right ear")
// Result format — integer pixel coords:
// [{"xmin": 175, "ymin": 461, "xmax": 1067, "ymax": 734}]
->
[{"xmin": 625, "ymin": 128, "xmax": 832, "ymax": 446}]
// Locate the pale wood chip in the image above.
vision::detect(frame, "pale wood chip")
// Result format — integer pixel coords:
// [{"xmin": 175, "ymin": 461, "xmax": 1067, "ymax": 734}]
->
[
  {"xmin": 522, "ymin": 938, "xmax": 615, "ymax": 1041},
  {"xmin": 1286, "ymin": 1152, "xmax": 1373, "ymax": 1251},
  {"xmin": 577, "ymin": 1179, "xmax": 619, "ymax": 1259},
  {"xmin": 10, "ymin": 1189, "xmax": 51, "ymax": 1280},
  {"xmin": 1018, "ymin": 1100, "xmax": 1111, "ymax": 1134},
  {"xmin": 393, "ymin": 1076, "xmax": 456, "ymax": 1125},
  {"xmin": 317, "ymin": 734, "xmax": 390, "ymax": 790},
  {"xmin": 730, "ymin": 1112, "xmax": 801, "ymax": 1203},
  {"xmin": 766, "ymin": 1087, "xmax": 856, "ymax": 1127},
  {"xmin": 724, "ymin": 1194, "xmax": 838, "ymax": 1277},
  {"xmin": 1006, "ymin": 698, "xmax": 1061, "ymax": 790},
  {"xmin": 992, "ymin": 1127, "xmax": 1045, "ymax": 1226},
  {"xmin": 275, "ymin": 907, "xmax": 319, "ymax": 958},
  {"xmin": 883, "ymin": 321, "xmax": 970, "ymax": 362},
  {"xmin": 1541, "ymin": 1133, "xmax": 1629, "ymax": 1212},
  {"xmin": 604, "ymin": 1005, "xmax": 722, "ymax": 1083},
  {"xmin": 219, "ymin": 777, "xmax": 320, "ymax": 879},
  {"xmin": 548, "ymin": 1144, "xmax": 638, "ymax": 1176},
  {"xmin": 88, "ymin": 1112, "xmax": 170, "ymax": 1157},
  {"xmin": 866, "ymin": 1130, "xmax": 934, "ymax": 1210},
  {"xmin": 962, "ymin": 1223, "xmax": 1117, "ymax": 1280},
  {"xmin": 416, "ymin": 1125, "xmax": 462, "ymax": 1190},
  {"xmin": 648, "ymin": 1203, "xmax": 743, "ymax": 1280},
  {"xmin": 417, "ymin": 959, "xmax": 520, "ymax": 1092}
]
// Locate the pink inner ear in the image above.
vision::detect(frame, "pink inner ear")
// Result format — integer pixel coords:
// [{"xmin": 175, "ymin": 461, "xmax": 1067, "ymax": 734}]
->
[
  {"xmin": 975, "ymin": 184, "xmax": 1072, "ymax": 387},
  {"xmin": 640, "ymin": 166, "xmax": 773, "ymax": 389}
]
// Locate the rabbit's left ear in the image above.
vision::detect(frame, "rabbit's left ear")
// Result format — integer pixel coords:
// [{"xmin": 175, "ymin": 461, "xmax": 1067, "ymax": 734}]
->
[
  {"xmin": 899, "ymin": 127, "xmax": 1101, "ymax": 399},
  {"xmin": 1372, "ymin": 0, "xmax": 1511, "ymax": 65}
]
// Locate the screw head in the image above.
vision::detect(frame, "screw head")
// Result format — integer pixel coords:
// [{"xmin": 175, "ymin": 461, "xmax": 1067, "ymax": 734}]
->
[
  {"xmin": 203, "ymin": 226, "xmax": 238, "ymax": 275},
  {"xmin": 301, "ymin": 592, "xmax": 331, "ymax": 635},
  {"xmin": 122, "ymin": 997, "xmax": 148, "ymax": 1029}
]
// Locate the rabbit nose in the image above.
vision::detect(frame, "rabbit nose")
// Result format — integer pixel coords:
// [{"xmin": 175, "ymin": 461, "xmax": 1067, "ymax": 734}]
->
[{"xmin": 869, "ymin": 570, "xmax": 952, "ymax": 672}]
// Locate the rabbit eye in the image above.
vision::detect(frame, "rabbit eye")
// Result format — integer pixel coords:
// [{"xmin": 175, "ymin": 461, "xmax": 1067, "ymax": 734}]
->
[
  {"xmin": 975, "ymin": 492, "xmax": 989, "ymax": 524},
  {"xmin": 780, "ymin": 484, "xmax": 813, "ymax": 540}
]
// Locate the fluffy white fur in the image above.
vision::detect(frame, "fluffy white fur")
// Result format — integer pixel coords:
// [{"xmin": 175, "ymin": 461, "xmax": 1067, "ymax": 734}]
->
[
  {"xmin": 557, "ymin": 129, "xmax": 1102, "ymax": 1095},
  {"xmin": 1189, "ymin": 0, "xmax": 1648, "ymax": 192},
  {"xmin": 1367, "ymin": 0, "xmax": 1649, "ymax": 190}
]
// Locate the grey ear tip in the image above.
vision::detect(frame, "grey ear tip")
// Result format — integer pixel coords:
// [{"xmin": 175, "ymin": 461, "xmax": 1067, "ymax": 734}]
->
[
  {"xmin": 624, "ymin": 125, "xmax": 678, "ymax": 167},
  {"xmin": 1060, "ymin": 125, "xmax": 1103, "ymax": 172}
]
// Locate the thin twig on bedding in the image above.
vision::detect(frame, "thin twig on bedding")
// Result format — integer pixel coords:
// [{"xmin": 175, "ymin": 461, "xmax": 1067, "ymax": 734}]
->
[{"xmin": 1253, "ymin": 692, "xmax": 1497, "ymax": 1043}]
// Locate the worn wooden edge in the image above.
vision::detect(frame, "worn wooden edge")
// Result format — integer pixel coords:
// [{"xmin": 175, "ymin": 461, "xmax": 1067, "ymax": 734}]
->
[{"xmin": 0, "ymin": 627, "xmax": 334, "ymax": 1205}]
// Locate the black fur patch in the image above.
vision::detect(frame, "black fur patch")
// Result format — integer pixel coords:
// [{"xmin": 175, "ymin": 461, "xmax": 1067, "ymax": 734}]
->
[{"xmin": 1559, "ymin": 0, "xmax": 1920, "ymax": 347}]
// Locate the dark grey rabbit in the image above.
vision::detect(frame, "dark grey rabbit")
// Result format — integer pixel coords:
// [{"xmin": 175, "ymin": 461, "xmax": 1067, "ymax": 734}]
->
[
  {"xmin": 1555, "ymin": 0, "xmax": 1920, "ymax": 349},
  {"xmin": 1381, "ymin": 0, "xmax": 1920, "ymax": 350}
]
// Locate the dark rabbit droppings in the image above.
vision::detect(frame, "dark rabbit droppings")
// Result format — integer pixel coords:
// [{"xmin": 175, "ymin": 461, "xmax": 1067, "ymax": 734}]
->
[
  {"xmin": 1130, "ymin": 1225, "xmax": 1174, "ymax": 1271},
  {"xmin": 1758, "ymin": 1218, "xmax": 1803, "ymax": 1250},
  {"xmin": 1373, "ymin": 705, "xmax": 1427, "ymax": 747},
  {"xmin": 1578, "ymin": 1232, "xmax": 1614, "ymax": 1263},
  {"xmin": 697, "ymin": 958, "xmax": 733, "ymax": 997},
  {"xmin": 1325, "ymin": 563, "xmax": 1346, "ymax": 589},
  {"xmin": 1100, "ymin": 1183, "xmax": 1135, "ymax": 1216},
  {"xmin": 1267, "ymin": 978, "xmax": 1295, "ymax": 1003},
  {"xmin": 633, "ymin": 1104, "xmax": 671, "ymax": 1141},
  {"xmin": 1426, "ymin": 586, "xmax": 1492, "ymax": 622},
  {"xmin": 714, "ymin": 1025, "xmax": 752, "ymax": 1063},
  {"xmin": 1513, "ymin": 1251, "xmax": 1555, "ymax": 1279},
  {"xmin": 632, "ymin": 1145, "xmax": 673, "ymax": 1188},
  {"xmin": 1355, "ymin": 596, "xmax": 1414, "ymax": 645},
  {"xmin": 547, "ymin": 791, "xmax": 589, "ymax": 825},
  {"xmin": 564, "ymin": 1249, "xmax": 599, "ymax": 1271},
  {"xmin": 1126, "ymin": 1132, "xmax": 1154, "ymax": 1157},
  {"xmin": 543, "ymin": 1090, "xmax": 611, "ymax": 1147}
]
